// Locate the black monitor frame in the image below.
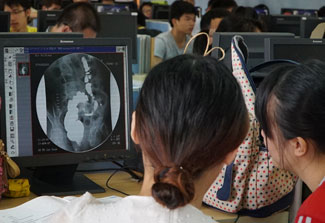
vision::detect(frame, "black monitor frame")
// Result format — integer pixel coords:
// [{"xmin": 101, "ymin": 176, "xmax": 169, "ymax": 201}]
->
[
  {"xmin": 212, "ymin": 32, "xmax": 295, "ymax": 71},
  {"xmin": 0, "ymin": 12, "xmax": 10, "ymax": 32},
  {"xmin": 300, "ymin": 16, "xmax": 325, "ymax": 38},
  {"xmin": 37, "ymin": 10, "xmax": 63, "ymax": 32},
  {"xmin": 267, "ymin": 15, "xmax": 302, "ymax": 36},
  {"xmin": 152, "ymin": 4, "xmax": 170, "ymax": 20},
  {"xmin": 98, "ymin": 12, "xmax": 138, "ymax": 63},
  {"xmin": 264, "ymin": 38, "xmax": 325, "ymax": 62},
  {"xmin": 0, "ymin": 37, "xmax": 134, "ymax": 195}
]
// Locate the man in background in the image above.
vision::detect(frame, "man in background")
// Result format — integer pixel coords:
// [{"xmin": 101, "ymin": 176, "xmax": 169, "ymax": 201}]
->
[
  {"xmin": 51, "ymin": 2, "xmax": 100, "ymax": 38},
  {"xmin": 3, "ymin": 0, "xmax": 37, "ymax": 32},
  {"xmin": 206, "ymin": 0, "xmax": 237, "ymax": 12},
  {"xmin": 41, "ymin": 0, "xmax": 62, "ymax": 10},
  {"xmin": 153, "ymin": 1, "xmax": 196, "ymax": 65}
]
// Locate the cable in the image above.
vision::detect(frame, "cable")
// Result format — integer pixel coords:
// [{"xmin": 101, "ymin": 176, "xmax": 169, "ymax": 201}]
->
[
  {"xmin": 105, "ymin": 170, "xmax": 130, "ymax": 196},
  {"xmin": 234, "ymin": 214, "xmax": 240, "ymax": 223}
]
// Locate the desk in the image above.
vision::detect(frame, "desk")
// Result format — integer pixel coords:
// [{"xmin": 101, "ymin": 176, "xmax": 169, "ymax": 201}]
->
[{"xmin": 0, "ymin": 172, "xmax": 288, "ymax": 223}]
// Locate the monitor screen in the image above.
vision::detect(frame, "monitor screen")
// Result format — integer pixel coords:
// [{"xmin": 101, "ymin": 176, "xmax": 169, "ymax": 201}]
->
[
  {"xmin": 152, "ymin": 4, "xmax": 170, "ymax": 20},
  {"xmin": 0, "ymin": 12, "xmax": 10, "ymax": 32},
  {"xmin": 281, "ymin": 8, "xmax": 318, "ymax": 16},
  {"xmin": 0, "ymin": 37, "xmax": 133, "ymax": 195},
  {"xmin": 93, "ymin": 3, "xmax": 130, "ymax": 13},
  {"xmin": 300, "ymin": 16, "xmax": 325, "ymax": 38},
  {"xmin": 264, "ymin": 38, "xmax": 325, "ymax": 63},
  {"xmin": 267, "ymin": 15, "xmax": 302, "ymax": 36},
  {"xmin": 37, "ymin": 10, "xmax": 62, "ymax": 32},
  {"xmin": 212, "ymin": 32, "xmax": 295, "ymax": 71},
  {"xmin": 97, "ymin": 12, "xmax": 137, "ymax": 63}
]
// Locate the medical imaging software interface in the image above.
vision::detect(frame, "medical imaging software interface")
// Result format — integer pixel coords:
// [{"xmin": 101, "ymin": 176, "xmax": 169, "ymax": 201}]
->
[{"xmin": 3, "ymin": 45, "xmax": 129, "ymax": 158}]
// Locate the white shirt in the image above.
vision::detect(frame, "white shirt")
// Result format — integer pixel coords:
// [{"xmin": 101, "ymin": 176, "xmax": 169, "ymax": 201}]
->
[{"xmin": 49, "ymin": 192, "xmax": 216, "ymax": 223}]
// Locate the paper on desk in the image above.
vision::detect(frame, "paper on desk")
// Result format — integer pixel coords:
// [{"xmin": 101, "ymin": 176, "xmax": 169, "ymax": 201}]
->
[{"xmin": 0, "ymin": 195, "xmax": 121, "ymax": 223}]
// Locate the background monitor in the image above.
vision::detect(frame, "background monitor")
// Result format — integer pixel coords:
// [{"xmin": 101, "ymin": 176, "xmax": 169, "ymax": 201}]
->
[
  {"xmin": 0, "ymin": 37, "xmax": 134, "ymax": 196},
  {"xmin": 264, "ymin": 38, "xmax": 325, "ymax": 63},
  {"xmin": 37, "ymin": 10, "xmax": 62, "ymax": 32},
  {"xmin": 98, "ymin": 12, "xmax": 137, "ymax": 63},
  {"xmin": 300, "ymin": 16, "xmax": 325, "ymax": 38},
  {"xmin": 211, "ymin": 32, "xmax": 295, "ymax": 71},
  {"xmin": 281, "ymin": 8, "xmax": 318, "ymax": 16},
  {"xmin": 152, "ymin": 4, "xmax": 170, "ymax": 20},
  {"xmin": 0, "ymin": 12, "xmax": 10, "ymax": 32},
  {"xmin": 266, "ymin": 15, "xmax": 302, "ymax": 36},
  {"xmin": 93, "ymin": 3, "xmax": 130, "ymax": 13}
]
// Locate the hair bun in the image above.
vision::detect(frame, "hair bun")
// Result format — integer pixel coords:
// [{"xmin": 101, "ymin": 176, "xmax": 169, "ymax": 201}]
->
[{"xmin": 152, "ymin": 166, "xmax": 195, "ymax": 209}]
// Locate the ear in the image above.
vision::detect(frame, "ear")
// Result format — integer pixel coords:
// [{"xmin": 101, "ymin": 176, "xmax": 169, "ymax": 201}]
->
[
  {"xmin": 131, "ymin": 112, "xmax": 139, "ymax": 144},
  {"xmin": 224, "ymin": 147, "xmax": 238, "ymax": 165},
  {"xmin": 61, "ymin": 24, "xmax": 72, "ymax": 33},
  {"xmin": 289, "ymin": 137, "xmax": 308, "ymax": 157},
  {"xmin": 171, "ymin": 18, "xmax": 178, "ymax": 27},
  {"xmin": 25, "ymin": 8, "xmax": 31, "ymax": 17}
]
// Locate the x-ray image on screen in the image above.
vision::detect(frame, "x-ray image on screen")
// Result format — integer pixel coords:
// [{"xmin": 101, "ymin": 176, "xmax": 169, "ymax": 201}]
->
[{"xmin": 36, "ymin": 53, "xmax": 120, "ymax": 152}]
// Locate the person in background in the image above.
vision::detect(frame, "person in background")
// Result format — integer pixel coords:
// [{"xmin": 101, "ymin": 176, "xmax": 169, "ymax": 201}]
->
[
  {"xmin": 255, "ymin": 60, "xmax": 325, "ymax": 223},
  {"xmin": 102, "ymin": 0, "xmax": 114, "ymax": 4},
  {"xmin": 139, "ymin": 1, "xmax": 153, "ymax": 19},
  {"xmin": 206, "ymin": 0, "xmax": 237, "ymax": 12},
  {"xmin": 153, "ymin": 1, "xmax": 196, "ymax": 65},
  {"xmin": 200, "ymin": 8, "xmax": 230, "ymax": 33},
  {"xmin": 3, "ymin": 0, "xmax": 37, "ymax": 32},
  {"xmin": 41, "ymin": 0, "xmax": 62, "ymax": 10},
  {"xmin": 49, "ymin": 53, "xmax": 249, "ymax": 223},
  {"xmin": 51, "ymin": 2, "xmax": 100, "ymax": 38},
  {"xmin": 72, "ymin": 0, "xmax": 89, "ymax": 2}
]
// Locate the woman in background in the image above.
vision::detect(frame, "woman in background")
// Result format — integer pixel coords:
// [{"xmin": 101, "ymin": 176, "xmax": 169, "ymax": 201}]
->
[{"xmin": 50, "ymin": 54, "xmax": 249, "ymax": 222}]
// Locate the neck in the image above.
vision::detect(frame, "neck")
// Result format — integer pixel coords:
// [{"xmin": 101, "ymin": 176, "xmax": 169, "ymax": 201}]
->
[
  {"xmin": 297, "ymin": 154, "xmax": 325, "ymax": 192},
  {"xmin": 171, "ymin": 28, "xmax": 188, "ymax": 48}
]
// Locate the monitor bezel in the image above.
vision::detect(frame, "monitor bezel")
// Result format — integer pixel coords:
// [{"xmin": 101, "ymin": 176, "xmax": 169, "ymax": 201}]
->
[
  {"xmin": 37, "ymin": 10, "xmax": 63, "ymax": 32},
  {"xmin": 0, "ymin": 11, "xmax": 10, "ymax": 32},
  {"xmin": 300, "ymin": 16, "xmax": 325, "ymax": 38},
  {"xmin": 0, "ymin": 37, "xmax": 134, "ymax": 168},
  {"xmin": 264, "ymin": 38, "xmax": 325, "ymax": 61}
]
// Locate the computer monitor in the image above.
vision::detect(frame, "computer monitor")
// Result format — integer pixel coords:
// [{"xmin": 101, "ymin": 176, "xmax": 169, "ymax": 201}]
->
[
  {"xmin": 37, "ymin": 10, "xmax": 62, "ymax": 32},
  {"xmin": 300, "ymin": 16, "xmax": 325, "ymax": 38},
  {"xmin": 211, "ymin": 32, "xmax": 295, "ymax": 71},
  {"xmin": 0, "ymin": 37, "xmax": 134, "ymax": 196},
  {"xmin": 0, "ymin": 12, "xmax": 10, "ymax": 32},
  {"xmin": 93, "ymin": 3, "xmax": 130, "ymax": 13},
  {"xmin": 267, "ymin": 15, "xmax": 302, "ymax": 36},
  {"xmin": 152, "ymin": 4, "xmax": 170, "ymax": 20},
  {"xmin": 0, "ymin": 32, "xmax": 83, "ymax": 39},
  {"xmin": 281, "ymin": 8, "xmax": 318, "ymax": 16},
  {"xmin": 97, "ymin": 12, "xmax": 137, "ymax": 63},
  {"xmin": 264, "ymin": 38, "xmax": 325, "ymax": 63}
]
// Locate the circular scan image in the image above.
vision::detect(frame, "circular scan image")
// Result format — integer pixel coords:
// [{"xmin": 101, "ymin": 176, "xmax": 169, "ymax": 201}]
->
[{"xmin": 36, "ymin": 53, "xmax": 120, "ymax": 153}]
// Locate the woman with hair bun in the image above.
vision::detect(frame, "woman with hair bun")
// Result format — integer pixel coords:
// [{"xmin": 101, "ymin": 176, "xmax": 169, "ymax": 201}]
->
[{"xmin": 50, "ymin": 54, "xmax": 249, "ymax": 222}]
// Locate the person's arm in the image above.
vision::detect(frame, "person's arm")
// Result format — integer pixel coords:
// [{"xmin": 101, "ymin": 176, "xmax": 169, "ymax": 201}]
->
[
  {"xmin": 151, "ymin": 56, "xmax": 162, "ymax": 67},
  {"xmin": 152, "ymin": 35, "xmax": 166, "ymax": 67}
]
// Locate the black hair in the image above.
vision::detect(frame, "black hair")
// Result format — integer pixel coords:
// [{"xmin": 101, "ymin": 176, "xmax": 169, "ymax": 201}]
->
[
  {"xmin": 318, "ymin": 6, "xmax": 325, "ymax": 17},
  {"xmin": 232, "ymin": 6, "xmax": 259, "ymax": 20},
  {"xmin": 139, "ymin": 1, "xmax": 152, "ymax": 11},
  {"xmin": 255, "ymin": 59, "xmax": 325, "ymax": 155},
  {"xmin": 169, "ymin": 0, "xmax": 196, "ymax": 27},
  {"xmin": 254, "ymin": 4, "xmax": 269, "ymax": 15},
  {"xmin": 135, "ymin": 54, "xmax": 249, "ymax": 209},
  {"xmin": 3, "ymin": 0, "xmax": 31, "ymax": 10},
  {"xmin": 209, "ymin": 0, "xmax": 237, "ymax": 10},
  {"xmin": 216, "ymin": 15, "xmax": 264, "ymax": 32},
  {"xmin": 41, "ymin": 0, "xmax": 62, "ymax": 8},
  {"xmin": 55, "ymin": 2, "xmax": 100, "ymax": 33},
  {"xmin": 200, "ymin": 8, "xmax": 230, "ymax": 30}
]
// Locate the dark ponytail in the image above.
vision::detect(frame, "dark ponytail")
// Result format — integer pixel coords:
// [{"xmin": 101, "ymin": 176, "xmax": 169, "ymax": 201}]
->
[{"xmin": 152, "ymin": 166, "xmax": 195, "ymax": 209}]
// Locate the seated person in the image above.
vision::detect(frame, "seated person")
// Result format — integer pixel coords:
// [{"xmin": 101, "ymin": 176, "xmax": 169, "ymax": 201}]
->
[
  {"xmin": 139, "ymin": 1, "xmax": 153, "ymax": 19},
  {"xmin": 216, "ymin": 15, "xmax": 264, "ymax": 32},
  {"xmin": 206, "ymin": 0, "xmax": 237, "ymax": 12},
  {"xmin": 200, "ymin": 8, "xmax": 230, "ymax": 34},
  {"xmin": 255, "ymin": 60, "xmax": 325, "ymax": 223},
  {"xmin": 3, "ymin": 0, "xmax": 37, "ymax": 32},
  {"xmin": 50, "ymin": 2, "xmax": 100, "ymax": 38},
  {"xmin": 153, "ymin": 1, "xmax": 196, "ymax": 65},
  {"xmin": 41, "ymin": 0, "xmax": 62, "ymax": 10},
  {"xmin": 319, "ymin": 6, "xmax": 325, "ymax": 17},
  {"xmin": 49, "ymin": 54, "xmax": 249, "ymax": 223}
]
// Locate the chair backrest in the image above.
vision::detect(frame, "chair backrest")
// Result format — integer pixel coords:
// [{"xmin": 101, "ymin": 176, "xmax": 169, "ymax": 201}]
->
[{"xmin": 310, "ymin": 22, "xmax": 325, "ymax": 39}]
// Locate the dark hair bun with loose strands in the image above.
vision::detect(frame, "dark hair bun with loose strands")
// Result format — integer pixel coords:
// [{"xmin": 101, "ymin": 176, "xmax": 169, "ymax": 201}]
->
[{"xmin": 152, "ymin": 166, "xmax": 194, "ymax": 209}]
